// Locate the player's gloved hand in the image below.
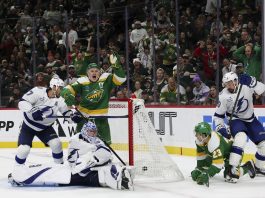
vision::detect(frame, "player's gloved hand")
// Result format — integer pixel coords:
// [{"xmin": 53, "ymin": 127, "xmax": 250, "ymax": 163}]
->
[
  {"xmin": 239, "ymin": 73, "xmax": 252, "ymax": 86},
  {"xmin": 196, "ymin": 171, "xmax": 209, "ymax": 186},
  {"xmin": 191, "ymin": 168, "xmax": 202, "ymax": 181},
  {"xmin": 71, "ymin": 112, "xmax": 83, "ymax": 123},
  {"xmin": 32, "ymin": 110, "xmax": 44, "ymax": 121},
  {"xmin": 216, "ymin": 124, "xmax": 231, "ymax": 139},
  {"xmin": 217, "ymin": 127, "xmax": 231, "ymax": 139}
]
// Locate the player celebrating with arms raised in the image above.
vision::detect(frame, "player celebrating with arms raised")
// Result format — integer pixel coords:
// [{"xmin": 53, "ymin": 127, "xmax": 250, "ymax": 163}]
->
[
  {"xmin": 8, "ymin": 121, "xmax": 133, "ymax": 190},
  {"xmin": 15, "ymin": 76, "xmax": 82, "ymax": 166},
  {"xmin": 191, "ymin": 122, "xmax": 255, "ymax": 186},
  {"xmin": 214, "ymin": 72, "xmax": 265, "ymax": 181},
  {"xmin": 61, "ymin": 53, "xmax": 126, "ymax": 144}
]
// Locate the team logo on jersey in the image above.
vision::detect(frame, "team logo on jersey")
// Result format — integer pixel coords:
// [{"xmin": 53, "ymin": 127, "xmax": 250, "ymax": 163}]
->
[
  {"xmin": 39, "ymin": 97, "xmax": 45, "ymax": 101},
  {"xmin": 236, "ymin": 96, "xmax": 248, "ymax": 113},
  {"xmin": 30, "ymin": 105, "xmax": 54, "ymax": 118},
  {"xmin": 86, "ymin": 89, "xmax": 104, "ymax": 103}
]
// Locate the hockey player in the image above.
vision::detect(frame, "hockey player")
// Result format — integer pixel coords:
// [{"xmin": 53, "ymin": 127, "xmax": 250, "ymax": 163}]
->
[
  {"xmin": 191, "ymin": 122, "xmax": 255, "ymax": 186},
  {"xmin": 8, "ymin": 121, "xmax": 134, "ymax": 190},
  {"xmin": 214, "ymin": 72, "xmax": 265, "ymax": 181},
  {"xmin": 15, "ymin": 76, "xmax": 82, "ymax": 165},
  {"xmin": 61, "ymin": 53, "xmax": 126, "ymax": 144}
]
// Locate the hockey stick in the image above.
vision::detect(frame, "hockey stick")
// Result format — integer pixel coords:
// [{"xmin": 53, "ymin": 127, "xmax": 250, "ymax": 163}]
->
[
  {"xmin": 74, "ymin": 106, "xmax": 127, "ymax": 166},
  {"xmin": 46, "ymin": 115, "xmax": 128, "ymax": 119},
  {"xmin": 229, "ymin": 83, "xmax": 243, "ymax": 124}
]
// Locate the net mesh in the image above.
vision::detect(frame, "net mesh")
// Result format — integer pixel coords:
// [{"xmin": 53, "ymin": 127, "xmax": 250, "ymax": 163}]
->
[
  {"xmin": 131, "ymin": 99, "xmax": 184, "ymax": 182},
  {"xmin": 109, "ymin": 99, "xmax": 184, "ymax": 182}
]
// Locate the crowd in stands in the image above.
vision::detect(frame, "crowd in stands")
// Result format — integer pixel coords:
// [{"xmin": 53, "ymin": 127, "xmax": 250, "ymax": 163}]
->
[{"xmin": 0, "ymin": 0, "xmax": 263, "ymax": 107}]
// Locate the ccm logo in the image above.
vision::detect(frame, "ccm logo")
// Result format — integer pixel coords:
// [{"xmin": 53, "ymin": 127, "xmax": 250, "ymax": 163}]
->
[{"xmin": 0, "ymin": 121, "xmax": 14, "ymax": 131}]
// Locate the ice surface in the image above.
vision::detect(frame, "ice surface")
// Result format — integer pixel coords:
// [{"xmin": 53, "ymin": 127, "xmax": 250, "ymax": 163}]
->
[{"xmin": 0, "ymin": 149, "xmax": 264, "ymax": 198}]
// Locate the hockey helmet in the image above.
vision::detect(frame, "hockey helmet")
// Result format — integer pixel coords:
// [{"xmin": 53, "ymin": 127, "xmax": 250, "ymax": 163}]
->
[
  {"xmin": 222, "ymin": 72, "xmax": 238, "ymax": 87},
  {"xmin": 81, "ymin": 121, "xmax": 98, "ymax": 140},
  {"xmin": 194, "ymin": 122, "xmax": 211, "ymax": 136},
  {"xmin": 49, "ymin": 77, "xmax": 64, "ymax": 89}
]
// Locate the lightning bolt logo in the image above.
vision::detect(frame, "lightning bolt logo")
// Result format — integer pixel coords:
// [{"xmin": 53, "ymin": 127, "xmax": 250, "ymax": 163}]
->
[{"xmin": 236, "ymin": 96, "xmax": 244, "ymax": 113}]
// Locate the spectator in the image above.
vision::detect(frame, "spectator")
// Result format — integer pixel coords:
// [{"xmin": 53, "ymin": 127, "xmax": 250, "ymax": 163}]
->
[
  {"xmin": 154, "ymin": 68, "xmax": 167, "ymax": 101},
  {"xmin": 133, "ymin": 80, "xmax": 143, "ymax": 99},
  {"xmin": 222, "ymin": 58, "xmax": 237, "ymax": 77},
  {"xmin": 205, "ymin": 0, "xmax": 220, "ymax": 15},
  {"xmin": 191, "ymin": 75, "xmax": 210, "ymax": 105},
  {"xmin": 204, "ymin": 85, "xmax": 217, "ymax": 106},
  {"xmin": 130, "ymin": 58, "xmax": 149, "ymax": 86},
  {"xmin": 62, "ymin": 23, "xmax": 78, "ymax": 52},
  {"xmin": 233, "ymin": 43, "xmax": 261, "ymax": 80},
  {"xmin": 116, "ymin": 90, "xmax": 127, "ymax": 99},
  {"xmin": 6, "ymin": 88, "xmax": 22, "ymax": 108},
  {"xmin": 193, "ymin": 41, "xmax": 227, "ymax": 81},
  {"xmin": 64, "ymin": 65, "xmax": 78, "ymax": 85},
  {"xmin": 160, "ymin": 77, "xmax": 187, "ymax": 105},
  {"xmin": 130, "ymin": 20, "xmax": 148, "ymax": 50}
]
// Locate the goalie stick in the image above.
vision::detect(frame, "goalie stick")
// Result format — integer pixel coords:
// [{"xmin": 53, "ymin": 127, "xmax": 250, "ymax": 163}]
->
[{"xmin": 73, "ymin": 106, "xmax": 127, "ymax": 166}]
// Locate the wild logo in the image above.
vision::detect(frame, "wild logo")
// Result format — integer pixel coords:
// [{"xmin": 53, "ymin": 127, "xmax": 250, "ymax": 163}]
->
[{"xmin": 86, "ymin": 89, "xmax": 104, "ymax": 103}]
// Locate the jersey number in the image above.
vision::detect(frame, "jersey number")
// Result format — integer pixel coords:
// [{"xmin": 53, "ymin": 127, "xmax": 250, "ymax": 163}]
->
[{"xmin": 213, "ymin": 149, "xmax": 222, "ymax": 158}]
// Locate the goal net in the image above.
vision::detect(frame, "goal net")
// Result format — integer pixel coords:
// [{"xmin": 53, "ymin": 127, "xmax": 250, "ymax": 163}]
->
[{"xmin": 109, "ymin": 98, "xmax": 184, "ymax": 182}]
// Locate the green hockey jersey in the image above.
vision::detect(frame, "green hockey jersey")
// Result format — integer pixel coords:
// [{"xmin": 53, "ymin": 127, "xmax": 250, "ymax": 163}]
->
[{"xmin": 61, "ymin": 67, "xmax": 126, "ymax": 115}]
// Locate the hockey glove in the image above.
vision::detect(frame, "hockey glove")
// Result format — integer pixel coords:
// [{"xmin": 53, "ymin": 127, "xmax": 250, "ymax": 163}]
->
[
  {"xmin": 196, "ymin": 171, "xmax": 209, "ymax": 187},
  {"xmin": 217, "ymin": 127, "xmax": 231, "ymax": 139},
  {"xmin": 216, "ymin": 124, "xmax": 231, "ymax": 139},
  {"xmin": 239, "ymin": 73, "xmax": 253, "ymax": 86},
  {"xmin": 191, "ymin": 168, "xmax": 202, "ymax": 181},
  {"xmin": 32, "ymin": 110, "xmax": 44, "ymax": 121},
  {"xmin": 71, "ymin": 112, "xmax": 83, "ymax": 123}
]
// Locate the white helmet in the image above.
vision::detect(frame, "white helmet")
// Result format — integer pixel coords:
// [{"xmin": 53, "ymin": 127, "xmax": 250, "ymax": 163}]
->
[
  {"xmin": 222, "ymin": 72, "xmax": 238, "ymax": 87},
  {"xmin": 50, "ymin": 77, "xmax": 64, "ymax": 89}
]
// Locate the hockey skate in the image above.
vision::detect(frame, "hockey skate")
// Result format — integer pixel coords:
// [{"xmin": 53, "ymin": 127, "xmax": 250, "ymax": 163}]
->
[
  {"xmin": 121, "ymin": 168, "xmax": 134, "ymax": 191},
  {"xmin": 242, "ymin": 160, "xmax": 256, "ymax": 178},
  {"xmin": 225, "ymin": 166, "xmax": 239, "ymax": 183},
  {"xmin": 8, "ymin": 173, "xmax": 23, "ymax": 187},
  {"xmin": 254, "ymin": 165, "xmax": 265, "ymax": 176}
]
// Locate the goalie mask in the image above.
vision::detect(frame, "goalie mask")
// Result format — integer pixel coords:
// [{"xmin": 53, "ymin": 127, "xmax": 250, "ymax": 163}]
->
[
  {"xmin": 222, "ymin": 72, "xmax": 238, "ymax": 93},
  {"xmin": 81, "ymin": 121, "xmax": 98, "ymax": 141},
  {"xmin": 194, "ymin": 122, "xmax": 211, "ymax": 144}
]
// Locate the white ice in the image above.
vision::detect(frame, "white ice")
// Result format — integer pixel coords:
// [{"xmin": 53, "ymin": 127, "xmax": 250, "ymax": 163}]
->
[{"xmin": 0, "ymin": 149, "xmax": 264, "ymax": 198}]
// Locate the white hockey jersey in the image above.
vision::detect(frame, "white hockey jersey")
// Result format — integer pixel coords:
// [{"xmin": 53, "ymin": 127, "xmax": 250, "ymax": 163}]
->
[
  {"xmin": 67, "ymin": 133, "xmax": 112, "ymax": 176},
  {"xmin": 18, "ymin": 86, "xmax": 72, "ymax": 131},
  {"xmin": 214, "ymin": 81, "xmax": 265, "ymax": 126}
]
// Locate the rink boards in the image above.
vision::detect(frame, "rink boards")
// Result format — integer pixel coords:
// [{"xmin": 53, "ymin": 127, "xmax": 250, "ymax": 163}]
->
[{"xmin": 1, "ymin": 103, "xmax": 265, "ymax": 161}]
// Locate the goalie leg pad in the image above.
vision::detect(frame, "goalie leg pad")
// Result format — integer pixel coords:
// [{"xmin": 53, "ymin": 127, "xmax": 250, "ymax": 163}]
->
[
  {"xmin": 11, "ymin": 163, "xmax": 71, "ymax": 186},
  {"xmin": 15, "ymin": 145, "xmax": 31, "ymax": 165},
  {"xmin": 47, "ymin": 138, "xmax": 63, "ymax": 164},
  {"xmin": 97, "ymin": 164, "xmax": 133, "ymax": 190},
  {"xmin": 229, "ymin": 132, "xmax": 247, "ymax": 167}
]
